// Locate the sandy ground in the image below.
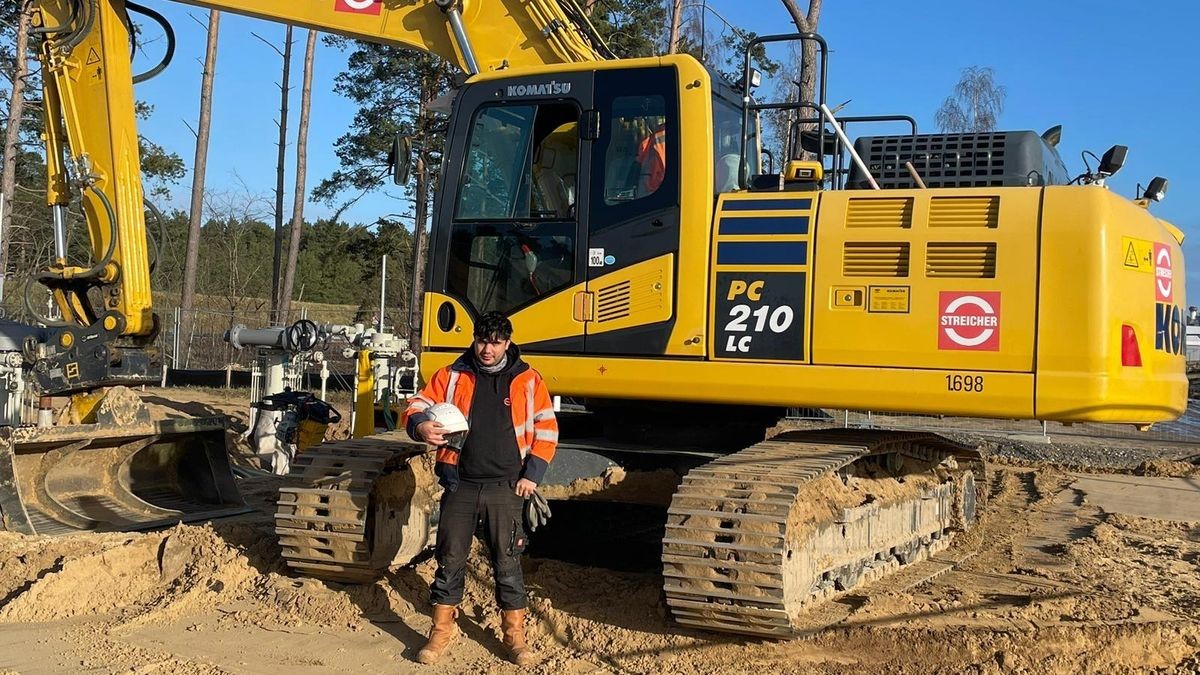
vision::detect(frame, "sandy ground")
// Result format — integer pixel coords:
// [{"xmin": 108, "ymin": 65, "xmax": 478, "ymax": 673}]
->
[{"xmin": 1, "ymin": 388, "xmax": 1199, "ymax": 674}]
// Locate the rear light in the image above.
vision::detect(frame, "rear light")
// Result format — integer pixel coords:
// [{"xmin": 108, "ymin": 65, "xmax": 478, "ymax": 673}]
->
[{"xmin": 1121, "ymin": 324, "xmax": 1142, "ymax": 366}]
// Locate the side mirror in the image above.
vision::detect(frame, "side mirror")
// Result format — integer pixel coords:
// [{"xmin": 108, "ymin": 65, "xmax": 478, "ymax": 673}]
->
[
  {"xmin": 1098, "ymin": 144, "xmax": 1127, "ymax": 177},
  {"xmin": 390, "ymin": 134, "xmax": 412, "ymax": 186},
  {"xmin": 1143, "ymin": 176, "xmax": 1168, "ymax": 202}
]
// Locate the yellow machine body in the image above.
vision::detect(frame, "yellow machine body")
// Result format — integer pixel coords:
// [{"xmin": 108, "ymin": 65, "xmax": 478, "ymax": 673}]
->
[{"xmin": 418, "ymin": 60, "xmax": 1188, "ymax": 426}]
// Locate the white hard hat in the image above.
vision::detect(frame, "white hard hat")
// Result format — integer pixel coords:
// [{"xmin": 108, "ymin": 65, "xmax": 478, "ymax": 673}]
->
[{"xmin": 427, "ymin": 402, "xmax": 469, "ymax": 448}]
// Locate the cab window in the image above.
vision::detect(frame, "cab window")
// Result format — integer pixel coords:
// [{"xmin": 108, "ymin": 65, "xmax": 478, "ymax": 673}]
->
[
  {"xmin": 713, "ymin": 95, "xmax": 743, "ymax": 193},
  {"xmin": 601, "ymin": 95, "xmax": 668, "ymax": 204},
  {"xmin": 456, "ymin": 104, "xmax": 579, "ymax": 220},
  {"xmin": 449, "ymin": 102, "xmax": 579, "ymax": 315},
  {"xmin": 591, "ymin": 67, "xmax": 679, "ymax": 233}
]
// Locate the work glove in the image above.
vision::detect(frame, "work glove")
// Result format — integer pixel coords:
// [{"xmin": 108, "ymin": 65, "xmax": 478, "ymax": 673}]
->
[{"xmin": 523, "ymin": 490, "xmax": 552, "ymax": 532}]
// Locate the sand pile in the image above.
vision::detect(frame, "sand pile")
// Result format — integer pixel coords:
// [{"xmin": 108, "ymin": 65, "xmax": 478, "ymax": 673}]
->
[
  {"xmin": 1134, "ymin": 458, "xmax": 1200, "ymax": 478},
  {"xmin": 0, "ymin": 523, "xmax": 378, "ymax": 630}
]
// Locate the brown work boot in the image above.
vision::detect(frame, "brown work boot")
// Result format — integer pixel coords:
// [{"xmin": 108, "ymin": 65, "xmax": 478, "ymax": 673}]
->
[
  {"xmin": 417, "ymin": 604, "xmax": 458, "ymax": 664},
  {"xmin": 501, "ymin": 608, "xmax": 540, "ymax": 667}
]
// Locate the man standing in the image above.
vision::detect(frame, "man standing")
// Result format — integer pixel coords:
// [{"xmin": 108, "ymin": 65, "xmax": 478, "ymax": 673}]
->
[{"xmin": 402, "ymin": 312, "xmax": 558, "ymax": 667}]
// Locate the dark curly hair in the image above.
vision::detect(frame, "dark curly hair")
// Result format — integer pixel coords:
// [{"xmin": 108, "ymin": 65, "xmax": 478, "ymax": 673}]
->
[{"xmin": 473, "ymin": 312, "xmax": 513, "ymax": 341}]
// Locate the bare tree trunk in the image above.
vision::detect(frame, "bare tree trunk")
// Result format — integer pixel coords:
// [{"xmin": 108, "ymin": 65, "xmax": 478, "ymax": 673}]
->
[
  {"xmin": 667, "ymin": 0, "xmax": 684, "ymax": 54},
  {"xmin": 779, "ymin": 0, "xmax": 824, "ymax": 159},
  {"xmin": 269, "ymin": 26, "xmax": 293, "ymax": 326},
  {"xmin": 409, "ymin": 151, "xmax": 427, "ymax": 356},
  {"xmin": 0, "ymin": 3, "xmax": 32, "ymax": 305},
  {"xmin": 408, "ymin": 67, "xmax": 442, "ymax": 356},
  {"xmin": 180, "ymin": 10, "xmax": 221, "ymax": 363},
  {"xmin": 279, "ymin": 29, "xmax": 315, "ymax": 323}
]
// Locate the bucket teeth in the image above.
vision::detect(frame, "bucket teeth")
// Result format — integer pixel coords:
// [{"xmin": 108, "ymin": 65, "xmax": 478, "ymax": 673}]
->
[{"xmin": 662, "ymin": 429, "xmax": 984, "ymax": 637}]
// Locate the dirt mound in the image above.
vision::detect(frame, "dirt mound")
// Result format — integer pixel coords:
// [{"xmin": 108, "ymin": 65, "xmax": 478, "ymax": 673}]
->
[
  {"xmin": 0, "ymin": 523, "xmax": 372, "ymax": 630},
  {"xmin": 4, "ymin": 461, "xmax": 1200, "ymax": 674},
  {"xmin": 1134, "ymin": 458, "xmax": 1200, "ymax": 477}
]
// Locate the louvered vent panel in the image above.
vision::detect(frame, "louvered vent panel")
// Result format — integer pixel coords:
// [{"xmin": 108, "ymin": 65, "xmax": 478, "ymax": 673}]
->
[
  {"xmin": 929, "ymin": 196, "xmax": 1000, "ymax": 228},
  {"xmin": 842, "ymin": 242, "xmax": 910, "ymax": 277},
  {"xmin": 595, "ymin": 281, "xmax": 632, "ymax": 322},
  {"xmin": 926, "ymin": 242, "xmax": 997, "ymax": 278},
  {"xmin": 845, "ymin": 197, "xmax": 913, "ymax": 228}
]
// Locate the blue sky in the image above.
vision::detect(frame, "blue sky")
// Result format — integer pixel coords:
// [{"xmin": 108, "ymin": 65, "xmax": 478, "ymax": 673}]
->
[{"xmin": 132, "ymin": 0, "xmax": 1198, "ymax": 304}]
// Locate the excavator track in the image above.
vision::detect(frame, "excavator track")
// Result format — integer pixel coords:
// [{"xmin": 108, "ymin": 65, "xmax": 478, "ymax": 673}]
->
[
  {"xmin": 662, "ymin": 429, "xmax": 983, "ymax": 638},
  {"xmin": 275, "ymin": 432, "xmax": 439, "ymax": 584}
]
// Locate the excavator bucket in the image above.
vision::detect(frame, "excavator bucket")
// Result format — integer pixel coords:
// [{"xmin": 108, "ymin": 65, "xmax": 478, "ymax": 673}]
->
[{"xmin": 0, "ymin": 417, "xmax": 248, "ymax": 535}]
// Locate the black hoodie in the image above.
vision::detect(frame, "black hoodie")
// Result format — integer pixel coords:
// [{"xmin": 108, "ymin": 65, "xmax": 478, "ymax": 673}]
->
[{"xmin": 456, "ymin": 343, "xmax": 527, "ymax": 483}]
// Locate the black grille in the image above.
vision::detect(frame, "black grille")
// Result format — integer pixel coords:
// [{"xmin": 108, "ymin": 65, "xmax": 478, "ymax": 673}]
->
[{"xmin": 847, "ymin": 130, "xmax": 1069, "ymax": 190}]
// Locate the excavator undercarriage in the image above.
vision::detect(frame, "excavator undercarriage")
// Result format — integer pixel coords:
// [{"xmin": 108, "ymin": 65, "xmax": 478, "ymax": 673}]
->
[
  {"xmin": 270, "ymin": 418, "xmax": 984, "ymax": 639},
  {"xmin": 662, "ymin": 429, "xmax": 983, "ymax": 637}
]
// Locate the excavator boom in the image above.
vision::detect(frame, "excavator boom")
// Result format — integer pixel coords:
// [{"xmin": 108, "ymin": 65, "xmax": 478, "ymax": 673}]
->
[{"xmin": 4, "ymin": 0, "xmax": 611, "ymax": 536}]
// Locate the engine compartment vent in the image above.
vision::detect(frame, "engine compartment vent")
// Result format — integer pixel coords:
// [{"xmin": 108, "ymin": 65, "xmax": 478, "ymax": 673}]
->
[
  {"xmin": 843, "ymin": 242, "xmax": 911, "ymax": 277},
  {"xmin": 926, "ymin": 242, "xmax": 997, "ymax": 278},
  {"xmin": 595, "ymin": 281, "xmax": 632, "ymax": 322},
  {"xmin": 845, "ymin": 197, "xmax": 913, "ymax": 228},
  {"xmin": 929, "ymin": 196, "xmax": 1000, "ymax": 228}
]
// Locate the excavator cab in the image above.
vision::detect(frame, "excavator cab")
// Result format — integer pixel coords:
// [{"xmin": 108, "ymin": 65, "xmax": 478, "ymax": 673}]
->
[{"xmin": 423, "ymin": 59, "xmax": 716, "ymax": 357}]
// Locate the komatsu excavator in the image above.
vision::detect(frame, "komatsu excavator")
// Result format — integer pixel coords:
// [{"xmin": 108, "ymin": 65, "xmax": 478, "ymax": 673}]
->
[{"xmin": 14, "ymin": 0, "xmax": 1187, "ymax": 638}]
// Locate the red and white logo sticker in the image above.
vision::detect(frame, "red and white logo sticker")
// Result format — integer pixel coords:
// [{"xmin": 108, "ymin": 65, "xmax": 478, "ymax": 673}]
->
[
  {"xmin": 334, "ymin": 0, "xmax": 381, "ymax": 14},
  {"xmin": 939, "ymin": 291, "xmax": 1001, "ymax": 351},
  {"xmin": 1154, "ymin": 243, "xmax": 1172, "ymax": 302}
]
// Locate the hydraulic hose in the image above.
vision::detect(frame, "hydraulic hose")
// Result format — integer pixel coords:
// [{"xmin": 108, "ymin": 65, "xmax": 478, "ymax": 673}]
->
[
  {"xmin": 24, "ymin": 182, "xmax": 120, "ymax": 328},
  {"xmin": 58, "ymin": 0, "xmax": 96, "ymax": 55},
  {"xmin": 126, "ymin": 1, "xmax": 175, "ymax": 84},
  {"xmin": 78, "ymin": 183, "xmax": 120, "ymax": 279},
  {"xmin": 23, "ymin": 272, "xmax": 72, "ymax": 327},
  {"xmin": 143, "ymin": 197, "xmax": 165, "ymax": 274},
  {"xmin": 30, "ymin": 0, "xmax": 79, "ymax": 35}
]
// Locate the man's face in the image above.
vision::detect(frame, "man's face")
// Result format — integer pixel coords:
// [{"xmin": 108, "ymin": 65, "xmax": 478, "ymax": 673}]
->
[{"xmin": 473, "ymin": 334, "xmax": 510, "ymax": 366}]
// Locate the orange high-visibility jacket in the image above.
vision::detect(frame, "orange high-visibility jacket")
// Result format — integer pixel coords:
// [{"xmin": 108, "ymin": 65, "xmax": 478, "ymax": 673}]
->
[
  {"xmin": 402, "ymin": 348, "xmax": 558, "ymax": 488},
  {"xmin": 636, "ymin": 123, "xmax": 667, "ymax": 194}
]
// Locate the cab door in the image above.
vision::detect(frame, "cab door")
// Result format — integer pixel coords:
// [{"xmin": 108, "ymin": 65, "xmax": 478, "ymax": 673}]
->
[
  {"xmin": 581, "ymin": 67, "xmax": 681, "ymax": 355},
  {"xmin": 425, "ymin": 73, "xmax": 593, "ymax": 353}
]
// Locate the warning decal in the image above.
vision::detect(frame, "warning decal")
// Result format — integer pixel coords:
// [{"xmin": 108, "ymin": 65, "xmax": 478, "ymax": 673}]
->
[
  {"xmin": 334, "ymin": 0, "xmax": 382, "ymax": 14},
  {"xmin": 1121, "ymin": 236, "xmax": 1154, "ymax": 273},
  {"xmin": 1154, "ymin": 243, "xmax": 1172, "ymax": 302},
  {"xmin": 938, "ymin": 291, "xmax": 1001, "ymax": 351}
]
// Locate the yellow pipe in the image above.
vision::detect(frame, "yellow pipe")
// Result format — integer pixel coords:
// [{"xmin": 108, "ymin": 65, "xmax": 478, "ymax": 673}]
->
[{"xmin": 353, "ymin": 350, "xmax": 374, "ymax": 438}]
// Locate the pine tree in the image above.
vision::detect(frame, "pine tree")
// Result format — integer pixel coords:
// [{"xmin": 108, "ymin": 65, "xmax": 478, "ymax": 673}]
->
[
  {"xmin": 314, "ymin": 38, "xmax": 453, "ymax": 329},
  {"xmin": 585, "ymin": 0, "xmax": 668, "ymax": 58}
]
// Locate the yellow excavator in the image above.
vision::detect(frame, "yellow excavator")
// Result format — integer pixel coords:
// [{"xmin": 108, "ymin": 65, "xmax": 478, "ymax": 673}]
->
[{"xmin": 15, "ymin": 0, "xmax": 1187, "ymax": 638}]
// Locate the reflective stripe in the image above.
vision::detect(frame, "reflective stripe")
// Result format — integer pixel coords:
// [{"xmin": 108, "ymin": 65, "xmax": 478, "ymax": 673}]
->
[
  {"xmin": 534, "ymin": 429, "xmax": 558, "ymax": 442},
  {"xmin": 407, "ymin": 400, "xmax": 430, "ymax": 411},
  {"xmin": 524, "ymin": 379, "xmax": 535, "ymax": 436},
  {"xmin": 446, "ymin": 371, "xmax": 460, "ymax": 404},
  {"xmin": 413, "ymin": 394, "xmax": 435, "ymax": 406},
  {"xmin": 532, "ymin": 408, "xmax": 555, "ymax": 422}
]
